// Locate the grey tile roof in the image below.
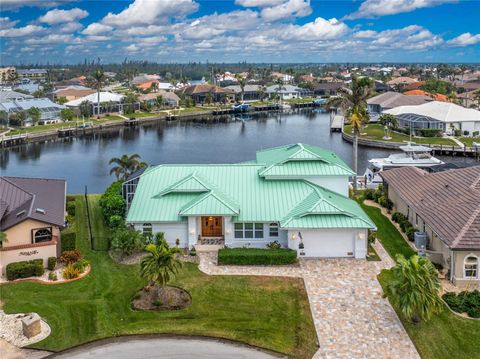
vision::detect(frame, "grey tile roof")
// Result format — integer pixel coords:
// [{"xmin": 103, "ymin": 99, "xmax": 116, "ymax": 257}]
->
[
  {"xmin": 0, "ymin": 176, "xmax": 66, "ymax": 231},
  {"xmin": 0, "ymin": 90, "xmax": 33, "ymax": 101},
  {"xmin": 380, "ymin": 166, "xmax": 480, "ymax": 250},
  {"xmin": 367, "ymin": 91, "xmax": 431, "ymax": 109}
]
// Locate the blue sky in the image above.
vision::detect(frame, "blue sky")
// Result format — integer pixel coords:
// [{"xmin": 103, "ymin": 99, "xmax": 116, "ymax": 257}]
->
[{"xmin": 0, "ymin": 0, "xmax": 479, "ymax": 64}]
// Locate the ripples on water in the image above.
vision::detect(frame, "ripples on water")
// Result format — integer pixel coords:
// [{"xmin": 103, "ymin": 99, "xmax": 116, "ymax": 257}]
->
[{"xmin": 0, "ymin": 110, "xmax": 476, "ymax": 193}]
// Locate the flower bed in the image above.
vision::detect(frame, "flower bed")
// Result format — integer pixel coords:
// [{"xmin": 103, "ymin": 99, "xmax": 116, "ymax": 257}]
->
[
  {"xmin": 442, "ymin": 291, "xmax": 480, "ymax": 319},
  {"xmin": 218, "ymin": 248, "xmax": 297, "ymax": 265}
]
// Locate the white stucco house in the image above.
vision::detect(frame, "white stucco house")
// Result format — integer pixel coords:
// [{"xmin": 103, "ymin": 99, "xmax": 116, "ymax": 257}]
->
[{"xmin": 124, "ymin": 144, "xmax": 375, "ymax": 258}]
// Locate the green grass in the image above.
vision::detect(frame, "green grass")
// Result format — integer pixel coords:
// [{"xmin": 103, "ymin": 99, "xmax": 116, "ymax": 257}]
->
[
  {"xmin": 124, "ymin": 112, "xmax": 157, "ymax": 118},
  {"xmin": 177, "ymin": 107, "xmax": 212, "ymax": 114},
  {"xmin": 0, "ymin": 196, "xmax": 317, "ymax": 358},
  {"xmin": 87, "ymin": 194, "xmax": 111, "ymax": 251},
  {"xmin": 378, "ymin": 270, "xmax": 480, "ymax": 359},
  {"xmin": 8, "ymin": 122, "xmax": 76, "ymax": 135},
  {"xmin": 458, "ymin": 136, "xmax": 480, "ymax": 147},
  {"xmin": 284, "ymin": 97, "xmax": 315, "ymax": 104},
  {"xmin": 360, "ymin": 201, "xmax": 415, "ymax": 261},
  {"xmin": 344, "ymin": 124, "xmax": 456, "ymax": 146},
  {"xmin": 366, "ymin": 243, "xmax": 381, "ymax": 261}
]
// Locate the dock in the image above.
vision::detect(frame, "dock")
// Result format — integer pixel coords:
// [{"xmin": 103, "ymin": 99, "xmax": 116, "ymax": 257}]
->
[
  {"xmin": 330, "ymin": 113, "xmax": 344, "ymax": 132},
  {"xmin": 124, "ymin": 118, "xmax": 138, "ymax": 127},
  {"xmin": 0, "ymin": 133, "xmax": 27, "ymax": 147}
]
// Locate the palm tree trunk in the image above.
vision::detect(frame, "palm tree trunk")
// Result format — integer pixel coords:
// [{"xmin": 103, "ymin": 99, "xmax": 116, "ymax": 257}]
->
[
  {"xmin": 353, "ymin": 131, "xmax": 358, "ymax": 191},
  {"xmin": 97, "ymin": 89, "xmax": 100, "ymax": 119}
]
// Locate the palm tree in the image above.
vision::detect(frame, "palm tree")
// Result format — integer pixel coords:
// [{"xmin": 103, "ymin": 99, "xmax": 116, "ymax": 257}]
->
[
  {"xmin": 235, "ymin": 74, "xmax": 247, "ymax": 102},
  {"xmin": 274, "ymin": 78, "xmax": 285, "ymax": 103},
  {"xmin": 109, "ymin": 153, "xmax": 147, "ymax": 180},
  {"xmin": 91, "ymin": 69, "xmax": 106, "ymax": 119},
  {"xmin": 385, "ymin": 255, "xmax": 443, "ymax": 323},
  {"xmin": 378, "ymin": 113, "xmax": 398, "ymax": 139},
  {"xmin": 328, "ymin": 77, "xmax": 371, "ymax": 190},
  {"xmin": 140, "ymin": 238, "xmax": 182, "ymax": 288}
]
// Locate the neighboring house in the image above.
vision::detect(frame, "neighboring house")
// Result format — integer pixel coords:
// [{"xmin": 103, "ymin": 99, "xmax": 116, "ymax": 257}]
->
[
  {"xmin": 266, "ymin": 84, "xmax": 311, "ymax": 100},
  {"xmin": 65, "ymin": 91, "xmax": 139, "ymax": 115},
  {"xmin": 0, "ymin": 98, "xmax": 66, "ymax": 125},
  {"xmin": 367, "ymin": 91, "xmax": 432, "ymax": 121},
  {"xmin": 176, "ymin": 84, "xmax": 234, "ymax": 103},
  {"xmin": 132, "ymin": 74, "xmax": 161, "ymax": 86},
  {"xmin": 139, "ymin": 90, "xmax": 180, "ymax": 107},
  {"xmin": 14, "ymin": 82, "xmax": 40, "ymax": 94},
  {"xmin": 380, "ymin": 166, "xmax": 480, "ymax": 286},
  {"xmin": 124, "ymin": 143, "xmax": 375, "ymax": 258},
  {"xmin": 17, "ymin": 69, "xmax": 48, "ymax": 80},
  {"xmin": 404, "ymin": 81, "xmax": 426, "ymax": 91},
  {"xmin": 271, "ymin": 72, "xmax": 294, "ymax": 83},
  {"xmin": 404, "ymin": 90, "xmax": 448, "ymax": 102},
  {"xmin": 373, "ymin": 80, "xmax": 392, "ymax": 93},
  {"xmin": 455, "ymin": 80, "xmax": 480, "ymax": 93},
  {"xmin": 224, "ymin": 84, "xmax": 262, "ymax": 101},
  {"xmin": 384, "ymin": 101, "xmax": 480, "ymax": 135},
  {"xmin": 313, "ymin": 82, "xmax": 345, "ymax": 97},
  {"xmin": 0, "ymin": 176, "xmax": 66, "ymax": 275},
  {"xmin": 51, "ymin": 86, "xmax": 96, "ymax": 101},
  {"xmin": 0, "ymin": 90, "xmax": 33, "ymax": 102},
  {"xmin": 457, "ymin": 90, "xmax": 480, "ymax": 109},
  {"xmin": 387, "ymin": 77, "xmax": 418, "ymax": 87},
  {"xmin": 54, "ymin": 76, "xmax": 86, "ymax": 87}
]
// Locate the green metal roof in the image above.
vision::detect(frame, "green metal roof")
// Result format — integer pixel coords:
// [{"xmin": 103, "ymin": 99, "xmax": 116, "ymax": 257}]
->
[{"xmin": 126, "ymin": 144, "xmax": 373, "ymax": 229}]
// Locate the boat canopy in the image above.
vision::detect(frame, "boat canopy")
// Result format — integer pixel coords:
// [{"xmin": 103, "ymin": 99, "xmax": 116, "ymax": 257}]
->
[{"xmin": 399, "ymin": 144, "xmax": 432, "ymax": 152}]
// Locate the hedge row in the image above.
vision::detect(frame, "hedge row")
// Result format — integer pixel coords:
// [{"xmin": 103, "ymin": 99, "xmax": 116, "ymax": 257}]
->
[
  {"xmin": 61, "ymin": 232, "xmax": 76, "ymax": 252},
  {"xmin": 443, "ymin": 291, "xmax": 480, "ymax": 318},
  {"xmin": 6, "ymin": 259, "xmax": 44, "ymax": 281},
  {"xmin": 218, "ymin": 248, "xmax": 297, "ymax": 265}
]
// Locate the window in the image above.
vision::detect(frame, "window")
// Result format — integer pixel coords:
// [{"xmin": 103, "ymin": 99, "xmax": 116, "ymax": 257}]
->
[
  {"xmin": 464, "ymin": 256, "xmax": 478, "ymax": 278},
  {"xmin": 269, "ymin": 223, "xmax": 279, "ymax": 237},
  {"xmin": 142, "ymin": 223, "xmax": 152, "ymax": 237},
  {"xmin": 34, "ymin": 228, "xmax": 52, "ymax": 243},
  {"xmin": 234, "ymin": 223, "xmax": 264, "ymax": 239}
]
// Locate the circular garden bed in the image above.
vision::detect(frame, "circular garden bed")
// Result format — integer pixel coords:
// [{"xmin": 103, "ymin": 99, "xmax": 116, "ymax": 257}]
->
[{"xmin": 132, "ymin": 286, "xmax": 191, "ymax": 311}]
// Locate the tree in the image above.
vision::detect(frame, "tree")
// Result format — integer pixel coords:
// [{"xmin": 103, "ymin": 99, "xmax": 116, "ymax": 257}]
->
[
  {"xmin": 385, "ymin": 255, "xmax": 443, "ymax": 323},
  {"xmin": 205, "ymin": 92, "xmax": 213, "ymax": 105},
  {"xmin": 235, "ymin": 74, "xmax": 247, "ymax": 102},
  {"xmin": 378, "ymin": 113, "xmax": 398, "ymax": 139},
  {"xmin": 109, "ymin": 153, "xmax": 147, "ymax": 180},
  {"xmin": 0, "ymin": 231, "xmax": 7, "ymax": 246},
  {"xmin": 274, "ymin": 78, "xmax": 285, "ymax": 102},
  {"xmin": 140, "ymin": 238, "xmax": 182, "ymax": 288},
  {"xmin": 122, "ymin": 92, "xmax": 139, "ymax": 114},
  {"xmin": 156, "ymin": 95, "xmax": 164, "ymax": 108},
  {"xmin": 91, "ymin": 69, "xmax": 106, "ymax": 118},
  {"xmin": 57, "ymin": 96, "xmax": 68, "ymax": 105},
  {"xmin": 328, "ymin": 77, "xmax": 371, "ymax": 189},
  {"xmin": 79, "ymin": 100, "xmax": 91, "ymax": 118},
  {"xmin": 9, "ymin": 111, "xmax": 27, "ymax": 127},
  {"xmin": 28, "ymin": 107, "xmax": 41, "ymax": 125},
  {"xmin": 60, "ymin": 108, "xmax": 74, "ymax": 122},
  {"xmin": 111, "ymin": 226, "xmax": 145, "ymax": 257}
]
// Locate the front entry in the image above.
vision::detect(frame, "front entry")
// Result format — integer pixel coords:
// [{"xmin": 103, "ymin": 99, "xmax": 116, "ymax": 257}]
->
[{"xmin": 201, "ymin": 216, "xmax": 223, "ymax": 236}]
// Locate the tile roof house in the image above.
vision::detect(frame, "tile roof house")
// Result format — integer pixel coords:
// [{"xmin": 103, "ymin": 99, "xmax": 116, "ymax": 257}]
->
[
  {"xmin": 0, "ymin": 97, "xmax": 66, "ymax": 125},
  {"xmin": 124, "ymin": 144, "xmax": 375, "ymax": 258},
  {"xmin": 380, "ymin": 166, "xmax": 480, "ymax": 285},
  {"xmin": 367, "ymin": 91, "xmax": 432, "ymax": 121},
  {"xmin": 176, "ymin": 84, "xmax": 234, "ymax": 104},
  {"xmin": 0, "ymin": 176, "xmax": 66, "ymax": 275}
]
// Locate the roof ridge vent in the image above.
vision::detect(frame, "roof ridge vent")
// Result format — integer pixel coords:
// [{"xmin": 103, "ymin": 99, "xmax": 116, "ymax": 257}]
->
[{"xmin": 35, "ymin": 208, "xmax": 46, "ymax": 214}]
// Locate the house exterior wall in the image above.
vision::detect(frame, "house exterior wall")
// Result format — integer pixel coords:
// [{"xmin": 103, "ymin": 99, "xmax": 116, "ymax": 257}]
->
[
  {"xmin": 3, "ymin": 219, "xmax": 61, "ymax": 247},
  {"xmin": 0, "ymin": 242, "xmax": 57, "ymax": 275},
  {"xmin": 453, "ymin": 251, "xmax": 480, "ymax": 285},
  {"xmin": 226, "ymin": 220, "xmax": 288, "ymax": 248},
  {"xmin": 133, "ymin": 222, "xmax": 188, "ymax": 248}
]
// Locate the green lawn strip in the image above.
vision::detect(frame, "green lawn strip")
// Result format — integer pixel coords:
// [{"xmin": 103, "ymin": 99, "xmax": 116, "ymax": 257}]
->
[
  {"xmin": 1, "ymin": 195, "xmax": 317, "ymax": 358},
  {"xmin": 458, "ymin": 137, "xmax": 480, "ymax": 147},
  {"xmin": 284, "ymin": 97, "xmax": 315, "ymax": 104},
  {"xmin": 360, "ymin": 202, "xmax": 415, "ymax": 260},
  {"xmin": 124, "ymin": 112, "xmax": 158, "ymax": 118},
  {"xmin": 344, "ymin": 124, "xmax": 456, "ymax": 146},
  {"xmin": 178, "ymin": 107, "xmax": 213, "ymax": 114},
  {"xmin": 378, "ymin": 270, "xmax": 480, "ymax": 359},
  {"xmin": 87, "ymin": 194, "xmax": 111, "ymax": 251},
  {"xmin": 366, "ymin": 243, "xmax": 381, "ymax": 261}
]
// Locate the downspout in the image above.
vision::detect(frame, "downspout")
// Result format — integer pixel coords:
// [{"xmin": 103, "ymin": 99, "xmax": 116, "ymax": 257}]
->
[{"xmin": 450, "ymin": 250, "xmax": 454, "ymax": 283}]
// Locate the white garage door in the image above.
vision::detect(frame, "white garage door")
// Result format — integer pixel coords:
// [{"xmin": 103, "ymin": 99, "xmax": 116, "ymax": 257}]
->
[{"xmin": 300, "ymin": 229, "xmax": 355, "ymax": 257}]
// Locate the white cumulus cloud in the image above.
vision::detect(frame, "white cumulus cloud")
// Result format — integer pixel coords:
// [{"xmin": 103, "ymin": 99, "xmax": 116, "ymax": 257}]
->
[
  {"xmin": 282, "ymin": 17, "xmax": 349, "ymax": 41},
  {"xmin": 261, "ymin": 0, "xmax": 312, "ymax": 21},
  {"xmin": 446, "ymin": 32, "xmax": 480, "ymax": 47},
  {"xmin": 38, "ymin": 8, "xmax": 89, "ymax": 24},
  {"xmin": 0, "ymin": 24, "xmax": 45, "ymax": 37},
  {"xmin": 82, "ymin": 23, "xmax": 113, "ymax": 36}
]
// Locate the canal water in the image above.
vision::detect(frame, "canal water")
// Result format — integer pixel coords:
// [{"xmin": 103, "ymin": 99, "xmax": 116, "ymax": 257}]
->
[{"xmin": 0, "ymin": 110, "xmax": 476, "ymax": 194}]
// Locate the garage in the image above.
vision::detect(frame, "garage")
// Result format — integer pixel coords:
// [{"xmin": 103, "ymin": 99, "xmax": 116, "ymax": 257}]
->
[{"xmin": 288, "ymin": 229, "xmax": 361, "ymax": 258}]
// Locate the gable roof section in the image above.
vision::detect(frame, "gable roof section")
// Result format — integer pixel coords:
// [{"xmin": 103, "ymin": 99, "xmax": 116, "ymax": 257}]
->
[
  {"xmin": 281, "ymin": 185, "xmax": 374, "ymax": 229},
  {"xmin": 380, "ymin": 166, "xmax": 480, "ymax": 249},
  {"xmin": 256, "ymin": 143, "xmax": 355, "ymax": 177},
  {"xmin": 155, "ymin": 172, "xmax": 212, "ymax": 197},
  {"xmin": 179, "ymin": 191, "xmax": 240, "ymax": 216}
]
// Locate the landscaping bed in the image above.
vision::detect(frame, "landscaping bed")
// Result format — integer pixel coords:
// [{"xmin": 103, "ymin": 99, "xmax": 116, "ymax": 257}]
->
[
  {"xmin": 132, "ymin": 285, "xmax": 191, "ymax": 311},
  {"xmin": 443, "ymin": 291, "xmax": 480, "ymax": 319},
  {"xmin": 218, "ymin": 248, "xmax": 297, "ymax": 265}
]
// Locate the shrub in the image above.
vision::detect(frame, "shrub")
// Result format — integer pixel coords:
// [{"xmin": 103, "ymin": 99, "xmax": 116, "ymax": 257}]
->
[
  {"xmin": 364, "ymin": 188, "xmax": 375, "ymax": 200},
  {"xmin": 62, "ymin": 264, "xmax": 81, "ymax": 279},
  {"xmin": 392, "ymin": 212, "xmax": 402, "ymax": 222},
  {"xmin": 405, "ymin": 226, "xmax": 415, "ymax": 241},
  {"xmin": 109, "ymin": 214, "xmax": 124, "ymax": 228},
  {"xmin": 368, "ymin": 231, "xmax": 376, "ymax": 244},
  {"xmin": 416, "ymin": 128, "xmax": 442, "ymax": 137},
  {"xmin": 218, "ymin": 248, "xmax": 297, "ymax": 265},
  {"xmin": 66, "ymin": 201, "xmax": 76, "ymax": 216},
  {"xmin": 463, "ymin": 130, "xmax": 470, "ymax": 136},
  {"xmin": 443, "ymin": 291, "xmax": 480, "ymax": 318},
  {"xmin": 266, "ymin": 240, "xmax": 282, "ymax": 249},
  {"xmin": 61, "ymin": 232, "xmax": 76, "ymax": 251},
  {"xmin": 60, "ymin": 250, "xmax": 81, "ymax": 264},
  {"xmin": 48, "ymin": 272, "xmax": 58, "ymax": 281},
  {"xmin": 73, "ymin": 261, "xmax": 85, "ymax": 273},
  {"xmin": 6, "ymin": 259, "xmax": 44, "ymax": 281},
  {"xmin": 99, "ymin": 181, "xmax": 126, "ymax": 226},
  {"xmin": 189, "ymin": 246, "xmax": 197, "ymax": 256},
  {"xmin": 111, "ymin": 227, "xmax": 145, "ymax": 257},
  {"xmin": 47, "ymin": 256, "xmax": 57, "ymax": 271},
  {"xmin": 373, "ymin": 190, "xmax": 382, "ymax": 203},
  {"xmin": 454, "ymin": 129, "xmax": 462, "ymax": 137},
  {"xmin": 473, "ymin": 131, "xmax": 479, "ymax": 137}
]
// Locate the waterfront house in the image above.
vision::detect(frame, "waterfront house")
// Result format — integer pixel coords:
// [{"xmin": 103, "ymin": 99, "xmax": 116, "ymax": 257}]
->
[
  {"xmin": 176, "ymin": 84, "xmax": 234, "ymax": 104},
  {"xmin": 51, "ymin": 86, "xmax": 96, "ymax": 102},
  {"xmin": 367, "ymin": 91, "xmax": 432, "ymax": 121},
  {"xmin": 0, "ymin": 98, "xmax": 65, "ymax": 125},
  {"xmin": 65, "ymin": 91, "xmax": 139, "ymax": 115},
  {"xmin": 124, "ymin": 143, "xmax": 375, "ymax": 258},
  {"xmin": 387, "ymin": 76, "xmax": 418, "ymax": 87},
  {"xmin": 384, "ymin": 101, "xmax": 480, "ymax": 135},
  {"xmin": 139, "ymin": 91, "xmax": 180, "ymax": 107},
  {"xmin": 380, "ymin": 166, "xmax": 480, "ymax": 286},
  {"xmin": 0, "ymin": 176, "xmax": 66, "ymax": 275},
  {"xmin": 313, "ymin": 82, "xmax": 345, "ymax": 97},
  {"xmin": 224, "ymin": 84, "xmax": 263, "ymax": 101},
  {"xmin": 0, "ymin": 90, "xmax": 33, "ymax": 102},
  {"xmin": 266, "ymin": 85, "xmax": 311, "ymax": 100},
  {"xmin": 403, "ymin": 89, "xmax": 448, "ymax": 102}
]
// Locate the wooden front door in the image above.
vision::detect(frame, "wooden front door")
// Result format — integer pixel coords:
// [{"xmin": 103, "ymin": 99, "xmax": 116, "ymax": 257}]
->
[{"xmin": 202, "ymin": 216, "xmax": 223, "ymax": 236}]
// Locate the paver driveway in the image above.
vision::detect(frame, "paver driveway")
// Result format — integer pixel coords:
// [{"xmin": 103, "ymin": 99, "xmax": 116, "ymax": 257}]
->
[{"xmin": 198, "ymin": 242, "xmax": 419, "ymax": 359}]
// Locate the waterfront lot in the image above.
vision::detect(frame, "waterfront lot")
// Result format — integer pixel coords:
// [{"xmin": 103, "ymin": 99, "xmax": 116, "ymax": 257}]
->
[{"xmin": 0, "ymin": 196, "xmax": 317, "ymax": 358}]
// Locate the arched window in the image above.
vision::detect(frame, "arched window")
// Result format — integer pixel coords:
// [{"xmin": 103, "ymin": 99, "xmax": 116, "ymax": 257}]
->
[
  {"xmin": 142, "ymin": 223, "xmax": 152, "ymax": 237},
  {"xmin": 34, "ymin": 228, "xmax": 52, "ymax": 243},
  {"xmin": 464, "ymin": 256, "xmax": 478, "ymax": 278},
  {"xmin": 269, "ymin": 223, "xmax": 279, "ymax": 237}
]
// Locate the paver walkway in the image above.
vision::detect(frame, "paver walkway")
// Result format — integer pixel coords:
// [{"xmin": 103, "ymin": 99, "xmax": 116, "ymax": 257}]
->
[{"xmin": 198, "ymin": 242, "xmax": 419, "ymax": 359}]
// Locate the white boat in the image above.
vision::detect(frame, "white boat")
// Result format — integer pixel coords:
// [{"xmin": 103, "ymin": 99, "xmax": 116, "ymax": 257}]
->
[{"xmin": 362, "ymin": 144, "xmax": 444, "ymax": 188}]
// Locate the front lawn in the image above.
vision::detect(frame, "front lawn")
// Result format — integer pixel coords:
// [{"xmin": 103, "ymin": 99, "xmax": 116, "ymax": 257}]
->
[
  {"xmin": 458, "ymin": 136, "xmax": 480, "ymax": 147},
  {"xmin": 0, "ymin": 195, "xmax": 317, "ymax": 358},
  {"xmin": 344, "ymin": 124, "xmax": 456, "ymax": 146}
]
